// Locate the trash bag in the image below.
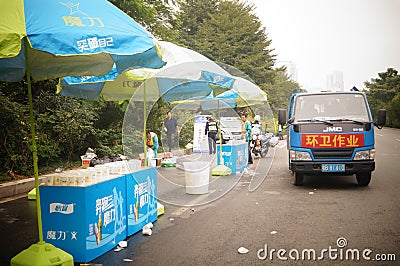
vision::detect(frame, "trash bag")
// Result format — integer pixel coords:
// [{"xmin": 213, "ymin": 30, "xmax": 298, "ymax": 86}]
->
[{"xmin": 81, "ymin": 147, "xmax": 98, "ymax": 167}]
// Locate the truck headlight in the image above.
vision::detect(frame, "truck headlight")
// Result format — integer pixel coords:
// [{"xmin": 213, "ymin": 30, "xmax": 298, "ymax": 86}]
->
[
  {"xmin": 354, "ymin": 149, "xmax": 375, "ymax": 160},
  {"xmin": 290, "ymin": 150, "xmax": 312, "ymax": 161}
]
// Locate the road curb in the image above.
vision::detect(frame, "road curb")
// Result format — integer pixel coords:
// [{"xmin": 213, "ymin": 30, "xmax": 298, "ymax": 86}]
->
[{"xmin": 0, "ymin": 177, "xmax": 45, "ymax": 199}]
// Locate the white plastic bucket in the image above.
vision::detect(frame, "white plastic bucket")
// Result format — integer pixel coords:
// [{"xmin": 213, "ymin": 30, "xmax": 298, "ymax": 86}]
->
[
  {"xmin": 148, "ymin": 158, "xmax": 157, "ymax": 167},
  {"xmin": 53, "ymin": 174, "xmax": 62, "ymax": 186},
  {"xmin": 84, "ymin": 167, "xmax": 97, "ymax": 185},
  {"xmin": 44, "ymin": 174, "xmax": 55, "ymax": 186},
  {"xmin": 127, "ymin": 159, "xmax": 141, "ymax": 172},
  {"xmin": 183, "ymin": 161, "xmax": 210, "ymax": 194},
  {"xmin": 105, "ymin": 162, "xmax": 122, "ymax": 175}
]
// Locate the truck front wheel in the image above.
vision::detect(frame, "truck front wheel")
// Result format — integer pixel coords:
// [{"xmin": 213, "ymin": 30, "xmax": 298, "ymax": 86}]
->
[
  {"xmin": 356, "ymin": 172, "xmax": 371, "ymax": 186},
  {"xmin": 293, "ymin": 173, "xmax": 304, "ymax": 186}
]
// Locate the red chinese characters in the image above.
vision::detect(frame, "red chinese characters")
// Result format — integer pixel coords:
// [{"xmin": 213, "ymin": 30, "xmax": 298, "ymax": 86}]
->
[{"xmin": 302, "ymin": 134, "xmax": 364, "ymax": 148}]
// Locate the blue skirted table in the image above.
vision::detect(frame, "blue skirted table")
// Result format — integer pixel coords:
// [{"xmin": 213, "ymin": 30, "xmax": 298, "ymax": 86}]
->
[
  {"xmin": 39, "ymin": 167, "xmax": 157, "ymax": 263},
  {"xmin": 217, "ymin": 141, "xmax": 248, "ymax": 174}
]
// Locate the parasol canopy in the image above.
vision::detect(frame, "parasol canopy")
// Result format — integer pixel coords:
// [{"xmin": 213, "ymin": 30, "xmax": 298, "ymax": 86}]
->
[
  {"xmin": 58, "ymin": 41, "xmax": 235, "ymax": 101},
  {"xmin": 0, "ymin": 0, "xmax": 165, "ymax": 82}
]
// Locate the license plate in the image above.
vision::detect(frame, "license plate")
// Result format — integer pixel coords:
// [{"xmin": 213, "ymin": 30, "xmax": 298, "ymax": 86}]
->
[{"xmin": 321, "ymin": 164, "xmax": 345, "ymax": 172}]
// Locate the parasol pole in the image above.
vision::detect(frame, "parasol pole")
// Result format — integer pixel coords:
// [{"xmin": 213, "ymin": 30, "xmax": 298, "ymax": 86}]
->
[
  {"xmin": 211, "ymin": 99, "xmax": 232, "ymax": 176},
  {"xmin": 143, "ymin": 84, "xmax": 147, "ymax": 166},
  {"xmin": 25, "ymin": 38, "xmax": 44, "ymax": 243},
  {"xmin": 218, "ymin": 99, "xmax": 223, "ymax": 163}
]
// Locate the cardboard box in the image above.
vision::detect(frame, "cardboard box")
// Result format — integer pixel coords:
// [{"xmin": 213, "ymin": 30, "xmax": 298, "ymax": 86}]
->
[{"xmin": 81, "ymin": 159, "xmax": 90, "ymax": 168}]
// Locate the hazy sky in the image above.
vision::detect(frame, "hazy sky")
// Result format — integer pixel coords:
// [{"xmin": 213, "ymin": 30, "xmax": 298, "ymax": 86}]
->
[{"xmin": 251, "ymin": 0, "xmax": 400, "ymax": 91}]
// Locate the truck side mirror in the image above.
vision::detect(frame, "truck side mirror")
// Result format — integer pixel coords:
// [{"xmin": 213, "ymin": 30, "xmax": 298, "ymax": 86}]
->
[
  {"xmin": 278, "ymin": 109, "xmax": 287, "ymax": 125},
  {"xmin": 376, "ymin": 109, "xmax": 386, "ymax": 128}
]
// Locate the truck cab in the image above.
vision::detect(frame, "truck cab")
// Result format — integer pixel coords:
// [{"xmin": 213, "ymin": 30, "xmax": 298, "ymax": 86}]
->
[{"xmin": 278, "ymin": 91, "xmax": 386, "ymax": 186}]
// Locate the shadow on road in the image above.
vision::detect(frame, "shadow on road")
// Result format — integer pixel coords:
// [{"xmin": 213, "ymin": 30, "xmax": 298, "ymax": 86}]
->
[{"xmin": 295, "ymin": 174, "xmax": 367, "ymax": 190}]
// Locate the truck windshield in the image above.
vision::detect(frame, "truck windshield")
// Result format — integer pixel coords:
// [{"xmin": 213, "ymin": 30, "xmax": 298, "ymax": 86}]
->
[{"xmin": 293, "ymin": 93, "xmax": 371, "ymax": 123}]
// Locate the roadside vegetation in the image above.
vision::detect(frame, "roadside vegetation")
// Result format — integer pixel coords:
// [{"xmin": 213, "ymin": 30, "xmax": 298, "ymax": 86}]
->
[{"xmin": 364, "ymin": 68, "xmax": 400, "ymax": 128}]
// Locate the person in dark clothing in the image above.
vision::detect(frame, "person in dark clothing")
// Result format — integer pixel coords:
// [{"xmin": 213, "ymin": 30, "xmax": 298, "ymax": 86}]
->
[
  {"xmin": 205, "ymin": 116, "xmax": 218, "ymax": 154},
  {"xmin": 163, "ymin": 111, "xmax": 178, "ymax": 152}
]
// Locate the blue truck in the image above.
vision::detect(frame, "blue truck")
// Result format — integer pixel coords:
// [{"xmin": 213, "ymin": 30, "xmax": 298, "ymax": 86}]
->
[{"xmin": 278, "ymin": 90, "xmax": 386, "ymax": 186}]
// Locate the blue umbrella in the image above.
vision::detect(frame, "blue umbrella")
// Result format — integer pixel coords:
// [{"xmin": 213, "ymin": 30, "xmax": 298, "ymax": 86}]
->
[
  {"xmin": 57, "ymin": 41, "xmax": 235, "ymax": 101},
  {"xmin": 171, "ymin": 76, "xmax": 268, "ymax": 110},
  {"xmin": 0, "ymin": 0, "xmax": 165, "ymax": 81},
  {"xmin": 0, "ymin": 0, "xmax": 164, "ymax": 263}
]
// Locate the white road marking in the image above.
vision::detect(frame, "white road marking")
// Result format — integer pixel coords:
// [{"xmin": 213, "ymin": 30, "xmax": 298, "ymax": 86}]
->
[{"xmin": 376, "ymin": 134, "xmax": 384, "ymax": 137}]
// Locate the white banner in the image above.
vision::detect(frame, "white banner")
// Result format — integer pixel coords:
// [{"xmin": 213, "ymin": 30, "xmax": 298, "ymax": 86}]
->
[{"xmin": 193, "ymin": 115, "xmax": 209, "ymax": 153}]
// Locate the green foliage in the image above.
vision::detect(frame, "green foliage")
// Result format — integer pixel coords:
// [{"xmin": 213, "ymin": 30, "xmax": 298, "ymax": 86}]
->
[
  {"xmin": 173, "ymin": 109, "xmax": 195, "ymax": 148},
  {"xmin": 388, "ymin": 94, "xmax": 400, "ymax": 128},
  {"xmin": 35, "ymin": 86, "xmax": 99, "ymax": 163},
  {"xmin": 0, "ymin": 79, "xmax": 129, "ymax": 178},
  {"xmin": 365, "ymin": 68, "xmax": 400, "ymax": 128},
  {"xmin": 177, "ymin": 0, "xmax": 219, "ymax": 46},
  {"xmin": 181, "ymin": 0, "xmax": 275, "ymax": 83},
  {"xmin": 0, "ymin": 82, "xmax": 32, "ymax": 175},
  {"xmin": 262, "ymin": 70, "xmax": 301, "ymax": 113}
]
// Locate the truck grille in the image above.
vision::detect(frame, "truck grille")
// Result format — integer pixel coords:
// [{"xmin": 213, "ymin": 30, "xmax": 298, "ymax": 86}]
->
[{"xmin": 312, "ymin": 149, "xmax": 353, "ymax": 159}]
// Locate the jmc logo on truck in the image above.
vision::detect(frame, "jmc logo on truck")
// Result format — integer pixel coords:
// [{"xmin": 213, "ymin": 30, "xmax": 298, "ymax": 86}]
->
[
  {"xmin": 278, "ymin": 90, "xmax": 386, "ymax": 186},
  {"xmin": 322, "ymin": 126, "xmax": 343, "ymax": 132}
]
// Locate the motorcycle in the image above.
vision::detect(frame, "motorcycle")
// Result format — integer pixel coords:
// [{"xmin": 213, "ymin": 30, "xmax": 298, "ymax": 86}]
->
[{"xmin": 250, "ymin": 132, "xmax": 273, "ymax": 158}]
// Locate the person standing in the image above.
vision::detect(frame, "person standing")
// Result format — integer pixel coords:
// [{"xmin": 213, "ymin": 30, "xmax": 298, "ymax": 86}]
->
[
  {"xmin": 278, "ymin": 124, "xmax": 283, "ymax": 140},
  {"xmin": 251, "ymin": 114, "xmax": 262, "ymax": 135},
  {"xmin": 241, "ymin": 113, "xmax": 253, "ymax": 164},
  {"xmin": 146, "ymin": 130, "xmax": 159, "ymax": 158},
  {"xmin": 163, "ymin": 111, "xmax": 178, "ymax": 152},
  {"xmin": 205, "ymin": 116, "xmax": 218, "ymax": 154}
]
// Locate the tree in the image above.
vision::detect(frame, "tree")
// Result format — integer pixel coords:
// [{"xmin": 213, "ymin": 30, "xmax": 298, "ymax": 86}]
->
[
  {"xmin": 177, "ymin": 0, "xmax": 219, "ymax": 47},
  {"xmin": 0, "ymin": 80, "xmax": 101, "ymax": 177},
  {"xmin": 365, "ymin": 68, "xmax": 400, "ymax": 127},
  {"xmin": 263, "ymin": 70, "xmax": 301, "ymax": 113},
  {"xmin": 188, "ymin": 0, "xmax": 276, "ymax": 85},
  {"xmin": 0, "ymin": 82, "xmax": 31, "ymax": 176},
  {"xmin": 388, "ymin": 94, "xmax": 400, "ymax": 128}
]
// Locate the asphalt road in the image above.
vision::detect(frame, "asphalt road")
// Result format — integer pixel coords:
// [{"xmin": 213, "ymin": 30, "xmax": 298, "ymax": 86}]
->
[
  {"xmin": 92, "ymin": 128, "xmax": 400, "ymax": 265},
  {"xmin": 1, "ymin": 128, "xmax": 399, "ymax": 265}
]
